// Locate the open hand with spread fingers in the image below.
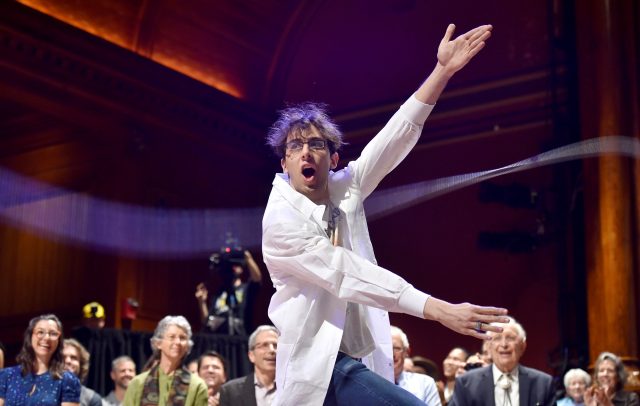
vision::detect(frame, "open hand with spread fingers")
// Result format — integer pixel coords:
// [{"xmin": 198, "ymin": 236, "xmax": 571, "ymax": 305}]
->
[
  {"xmin": 437, "ymin": 24, "xmax": 493, "ymax": 76},
  {"xmin": 423, "ymin": 297, "xmax": 509, "ymax": 339}
]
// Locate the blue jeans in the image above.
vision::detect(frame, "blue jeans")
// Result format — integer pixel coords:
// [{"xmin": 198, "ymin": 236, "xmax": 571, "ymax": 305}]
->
[{"xmin": 323, "ymin": 352, "xmax": 424, "ymax": 406}]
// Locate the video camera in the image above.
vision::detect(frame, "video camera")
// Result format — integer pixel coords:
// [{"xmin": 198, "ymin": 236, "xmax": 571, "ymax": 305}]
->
[{"xmin": 209, "ymin": 234, "xmax": 246, "ymax": 270}]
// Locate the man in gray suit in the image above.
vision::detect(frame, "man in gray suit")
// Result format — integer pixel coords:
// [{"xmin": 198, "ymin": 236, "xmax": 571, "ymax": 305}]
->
[
  {"xmin": 219, "ymin": 325, "xmax": 278, "ymax": 406},
  {"xmin": 449, "ymin": 317, "xmax": 553, "ymax": 406}
]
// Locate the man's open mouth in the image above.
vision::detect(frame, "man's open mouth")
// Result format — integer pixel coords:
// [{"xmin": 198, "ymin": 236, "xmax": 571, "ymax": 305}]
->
[{"xmin": 302, "ymin": 167, "xmax": 316, "ymax": 178}]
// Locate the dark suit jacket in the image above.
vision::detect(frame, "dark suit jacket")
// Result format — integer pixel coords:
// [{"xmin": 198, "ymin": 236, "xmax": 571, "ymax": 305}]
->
[
  {"xmin": 448, "ymin": 364, "xmax": 554, "ymax": 406},
  {"xmin": 219, "ymin": 374, "xmax": 257, "ymax": 406}
]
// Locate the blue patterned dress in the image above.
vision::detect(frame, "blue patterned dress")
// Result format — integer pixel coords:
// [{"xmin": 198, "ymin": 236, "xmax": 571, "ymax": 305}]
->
[{"xmin": 0, "ymin": 365, "xmax": 81, "ymax": 405}]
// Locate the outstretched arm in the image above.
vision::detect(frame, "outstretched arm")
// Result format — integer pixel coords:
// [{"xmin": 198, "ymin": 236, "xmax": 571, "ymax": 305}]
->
[
  {"xmin": 423, "ymin": 297, "xmax": 508, "ymax": 339},
  {"xmin": 417, "ymin": 26, "xmax": 506, "ymax": 339},
  {"xmin": 416, "ymin": 24, "xmax": 492, "ymax": 105}
]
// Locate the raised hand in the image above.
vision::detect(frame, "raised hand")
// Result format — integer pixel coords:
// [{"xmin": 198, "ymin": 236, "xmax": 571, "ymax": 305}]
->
[
  {"xmin": 437, "ymin": 24, "xmax": 492, "ymax": 75},
  {"xmin": 423, "ymin": 297, "xmax": 509, "ymax": 339},
  {"xmin": 195, "ymin": 282, "xmax": 208, "ymax": 302}
]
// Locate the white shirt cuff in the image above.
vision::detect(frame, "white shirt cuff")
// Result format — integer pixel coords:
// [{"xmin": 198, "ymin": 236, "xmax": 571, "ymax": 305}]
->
[{"xmin": 397, "ymin": 286, "xmax": 430, "ymax": 318}]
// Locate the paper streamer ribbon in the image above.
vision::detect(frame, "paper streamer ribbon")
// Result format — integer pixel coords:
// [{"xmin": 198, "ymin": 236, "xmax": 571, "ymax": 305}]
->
[{"xmin": 0, "ymin": 136, "xmax": 637, "ymax": 257}]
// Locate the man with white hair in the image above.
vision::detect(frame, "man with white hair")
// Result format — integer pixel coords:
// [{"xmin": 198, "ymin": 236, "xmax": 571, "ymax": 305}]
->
[
  {"xmin": 391, "ymin": 326, "xmax": 441, "ymax": 405},
  {"xmin": 449, "ymin": 317, "xmax": 554, "ymax": 406}
]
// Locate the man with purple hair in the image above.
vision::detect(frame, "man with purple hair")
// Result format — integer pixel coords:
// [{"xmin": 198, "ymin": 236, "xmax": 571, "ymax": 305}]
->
[{"xmin": 262, "ymin": 23, "xmax": 509, "ymax": 406}]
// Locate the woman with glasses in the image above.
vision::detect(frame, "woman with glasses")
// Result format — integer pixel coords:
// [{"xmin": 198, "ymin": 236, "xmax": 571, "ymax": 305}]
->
[
  {"xmin": 0, "ymin": 314, "xmax": 81, "ymax": 406},
  {"xmin": 123, "ymin": 315, "xmax": 208, "ymax": 406}
]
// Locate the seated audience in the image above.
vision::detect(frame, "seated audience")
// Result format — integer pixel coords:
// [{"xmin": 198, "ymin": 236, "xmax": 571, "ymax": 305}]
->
[
  {"xmin": 219, "ymin": 325, "xmax": 277, "ymax": 406},
  {"xmin": 0, "ymin": 314, "xmax": 81, "ymax": 405},
  {"xmin": 197, "ymin": 351, "xmax": 227, "ymax": 406},
  {"xmin": 557, "ymin": 368, "xmax": 590, "ymax": 406},
  {"xmin": 62, "ymin": 339, "xmax": 102, "ymax": 406},
  {"xmin": 103, "ymin": 355, "xmax": 136, "ymax": 406},
  {"xmin": 449, "ymin": 317, "xmax": 554, "ymax": 406},
  {"xmin": 391, "ymin": 326, "xmax": 441, "ymax": 405},
  {"xmin": 123, "ymin": 315, "xmax": 208, "ymax": 406},
  {"xmin": 584, "ymin": 351, "xmax": 639, "ymax": 406}
]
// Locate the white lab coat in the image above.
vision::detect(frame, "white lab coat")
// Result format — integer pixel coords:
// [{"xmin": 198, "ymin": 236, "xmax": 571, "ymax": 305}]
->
[{"xmin": 262, "ymin": 95, "xmax": 434, "ymax": 406}]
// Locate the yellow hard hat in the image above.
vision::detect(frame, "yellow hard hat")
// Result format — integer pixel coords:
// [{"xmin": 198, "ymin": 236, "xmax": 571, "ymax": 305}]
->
[{"xmin": 82, "ymin": 302, "xmax": 105, "ymax": 319}]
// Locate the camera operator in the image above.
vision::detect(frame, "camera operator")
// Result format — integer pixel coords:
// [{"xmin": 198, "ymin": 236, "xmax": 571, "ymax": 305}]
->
[{"xmin": 195, "ymin": 250, "xmax": 262, "ymax": 335}]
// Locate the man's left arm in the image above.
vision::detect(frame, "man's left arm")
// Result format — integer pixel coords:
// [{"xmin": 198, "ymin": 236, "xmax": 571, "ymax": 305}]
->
[{"xmin": 353, "ymin": 24, "xmax": 493, "ymax": 198}]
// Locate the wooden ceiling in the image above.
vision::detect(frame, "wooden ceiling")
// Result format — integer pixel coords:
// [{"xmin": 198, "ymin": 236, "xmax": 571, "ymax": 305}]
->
[{"xmin": 14, "ymin": 0, "xmax": 560, "ymax": 108}]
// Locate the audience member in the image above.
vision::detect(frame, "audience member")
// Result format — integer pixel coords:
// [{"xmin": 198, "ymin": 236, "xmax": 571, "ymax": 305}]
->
[
  {"xmin": 123, "ymin": 315, "xmax": 207, "ymax": 406},
  {"xmin": 197, "ymin": 351, "xmax": 227, "ymax": 406},
  {"xmin": 103, "ymin": 355, "xmax": 136, "ymax": 406},
  {"xmin": 188, "ymin": 359, "xmax": 199, "ymax": 374},
  {"xmin": 460, "ymin": 353, "xmax": 487, "ymax": 374},
  {"xmin": 584, "ymin": 351, "xmax": 639, "ymax": 406},
  {"xmin": 440, "ymin": 347, "xmax": 469, "ymax": 403},
  {"xmin": 62, "ymin": 339, "xmax": 102, "ymax": 406},
  {"xmin": 391, "ymin": 326, "xmax": 441, "ymax": 405},
  {"xmin": 0, "ymin": 342, "xmax": 5, "ymax": 370},
  {"xmin": 557, "ymin": 368, "xmax": 590, "ymax": 406},
  {"xmin": 219, "ymin": 325, "xmax": 277, "ymax": 406},
  {"xmin": 196, "ymin": 250, "xmax": 262, "ymax": 335},
  {"xmin": 405, "ymin": 357, "xmax": 416, "ymax": 372},
  {"xmin": 480, "ymin": 340, "xmax": 492, "ymax": 366},
  {"xmin": 412, "ymin": 356, "xmax": 442, "ymax": 382},
  {"xmin": 449, "ymin": 317, "xmax": 554, "ymax": 406},
  {"xmin": 0, "ymin": 314, "xmax": 81, "ymax": 405},
  {"xmin": 82, "ymin": 302, "xmax": 106, "ymax": 329}
]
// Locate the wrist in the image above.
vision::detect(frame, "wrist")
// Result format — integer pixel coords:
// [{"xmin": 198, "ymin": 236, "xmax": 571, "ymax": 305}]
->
[
  {"xmin": 423, "ymin": 296, "xmax": 447, "ymax": 321},
  {"xmin": 434, "ymin": 61, "xmax": 457, "ymax": 80}
]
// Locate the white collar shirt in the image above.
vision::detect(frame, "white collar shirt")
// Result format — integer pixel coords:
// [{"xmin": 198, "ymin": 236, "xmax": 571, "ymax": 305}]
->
[
  {"xmin": 493, "ymin": 363, "xmax": 520, "ymax": 406},
  {"xmin": 262, "ymin": 95, "xmax": 433, "ymax": 405},
  {"xmin": 254, "ymin": 373, "xmax": 276, "ymax": 406},
  {"xmin": 397, "ymin": 371, "xmax": 442, "ymax": 406}
]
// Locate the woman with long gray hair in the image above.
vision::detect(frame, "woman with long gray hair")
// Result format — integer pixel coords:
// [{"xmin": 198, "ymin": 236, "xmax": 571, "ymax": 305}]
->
[{"xmin": 123, "ymin": 316, "xmax": 207, "ymax": 406}]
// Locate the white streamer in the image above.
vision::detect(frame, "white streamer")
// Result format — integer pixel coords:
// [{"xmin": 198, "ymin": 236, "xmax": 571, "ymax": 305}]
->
[{"xmin": 0, "ymin": 136, "xmax": 637, "ymax": 258}]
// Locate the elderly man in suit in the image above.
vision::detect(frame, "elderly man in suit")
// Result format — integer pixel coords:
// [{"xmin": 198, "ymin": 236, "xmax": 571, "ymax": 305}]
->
[
  {"xmin": 449, "ymin": 317, "xmax": 554, "ymax": 406},
  {"xmin": 219, "ymin": 325, "xmax": 278, "ymax": 406}
]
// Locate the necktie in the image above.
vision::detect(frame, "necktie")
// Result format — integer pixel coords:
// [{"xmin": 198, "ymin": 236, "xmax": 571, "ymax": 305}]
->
[{"xmin": 498, "ymin": 373, "xmax": 512, "ymax": 406}]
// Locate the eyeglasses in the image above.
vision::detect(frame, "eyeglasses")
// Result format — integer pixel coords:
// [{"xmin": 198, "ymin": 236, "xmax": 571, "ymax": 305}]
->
[
  {"xmin": 392, "ymin": 346, "xmax": 404, "ymax": 354},
  {"xmin": 33, "ymin": 330, "xmax": 61, "ymax": 339},
  {"xmin": 253, "ymin": 341, "xmax": 277, "ymax": 351},
  {"xmin": 285, "ymin": 138, "xmax": 327, "ymax": 152}
]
